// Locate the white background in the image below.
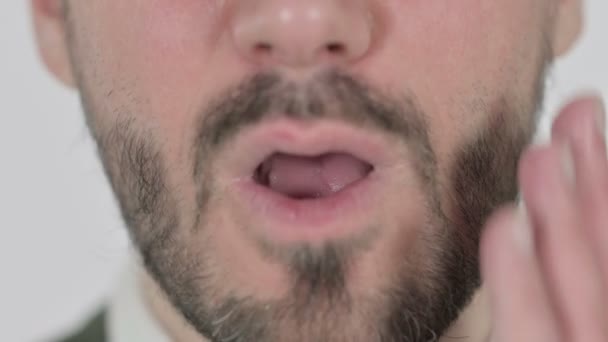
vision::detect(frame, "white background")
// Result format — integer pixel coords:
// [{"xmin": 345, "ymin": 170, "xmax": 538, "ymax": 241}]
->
[{"xmin": 0, "ymin": 2, "xmax": 606, "ymax": 342}]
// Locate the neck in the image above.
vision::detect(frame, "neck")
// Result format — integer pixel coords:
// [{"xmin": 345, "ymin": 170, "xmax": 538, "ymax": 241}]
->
[
  {"xmin": 440, "ymin": 287, "xmax": 492, "ymax": 342},
  {"xmin": 138, "ymin": 266, "xmax": 492, "ymax": 342},
  {"xmin": 139, "ymin": 266, "xmax": 208, "ymax": 342}
]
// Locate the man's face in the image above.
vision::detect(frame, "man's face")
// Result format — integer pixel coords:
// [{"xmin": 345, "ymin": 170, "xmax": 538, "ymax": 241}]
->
[{"xmin": 34, "ymin": 0, "xmax": 582, "ymax": 341}]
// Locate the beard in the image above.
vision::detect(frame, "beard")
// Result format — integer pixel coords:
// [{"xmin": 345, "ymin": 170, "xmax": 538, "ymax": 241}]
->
[{"xmin": 79, "ymin": 59, "xmax": 547, "ymax": 341}]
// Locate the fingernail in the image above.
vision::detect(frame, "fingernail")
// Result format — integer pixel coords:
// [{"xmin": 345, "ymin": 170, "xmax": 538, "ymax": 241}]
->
[
  {"xmin": 560, "ymin": 142, "xmax": 576, "ymax": 186},
  {"xmin": 513, "ymin": 205, "xmax": 534, "ymax": 255}
]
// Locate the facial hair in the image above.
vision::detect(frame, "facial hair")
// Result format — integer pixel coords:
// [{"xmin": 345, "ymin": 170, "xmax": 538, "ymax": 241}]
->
[{"xmin": 79, "ymin": 62, "xmax": 544, "ymax": 342}]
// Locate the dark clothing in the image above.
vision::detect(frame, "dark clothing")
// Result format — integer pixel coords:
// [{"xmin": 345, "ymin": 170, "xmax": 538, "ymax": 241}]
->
[{"xmin": 57, "ymin": 310, "xmax": 107, "ymax": 342}]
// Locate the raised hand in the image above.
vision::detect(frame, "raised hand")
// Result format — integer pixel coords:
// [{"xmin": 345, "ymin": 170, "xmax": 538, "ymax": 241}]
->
[{"xmin": 481, "ymin": 96, "xmax": 608, "ymax": 342}]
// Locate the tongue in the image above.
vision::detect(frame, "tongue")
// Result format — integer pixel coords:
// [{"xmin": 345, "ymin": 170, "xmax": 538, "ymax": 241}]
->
[{"xmin": 264, "ymin": 153, "xmax": 371, "ymax": 198}]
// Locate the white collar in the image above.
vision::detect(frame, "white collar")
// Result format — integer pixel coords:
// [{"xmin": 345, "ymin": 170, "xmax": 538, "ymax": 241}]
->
[{"xmin": 106, "ymin": 260, "xmax": 171, "ymax": 342}]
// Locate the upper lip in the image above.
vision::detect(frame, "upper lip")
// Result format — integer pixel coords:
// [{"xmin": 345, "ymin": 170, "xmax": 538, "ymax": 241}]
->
[{"xmin": 218, "ymin": 117, "xmax": 400, "ymax": 185}]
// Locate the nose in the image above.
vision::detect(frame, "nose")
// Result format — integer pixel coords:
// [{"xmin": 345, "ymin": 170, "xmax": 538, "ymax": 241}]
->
[{"xmin": 231, "ymin": 0, "xmax": 373, "ymax": 69}]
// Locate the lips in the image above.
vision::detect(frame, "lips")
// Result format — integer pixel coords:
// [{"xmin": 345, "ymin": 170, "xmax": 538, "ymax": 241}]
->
[{"xmin": 217, "ymin": 118, "xmax": 400, "ymax": 242}]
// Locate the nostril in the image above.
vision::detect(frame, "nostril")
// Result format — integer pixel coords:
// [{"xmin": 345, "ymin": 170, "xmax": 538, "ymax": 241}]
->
[
  {"xmin": 232, "ymin": 1, "xmax": 373, "ymax": 68},
  {"xmin": 254, "ymin": 42, "xmax": 273, "ymax": 55},
  {"xmin": 325, "ymin": 42, "xmax": 346, "ymax": 55}
]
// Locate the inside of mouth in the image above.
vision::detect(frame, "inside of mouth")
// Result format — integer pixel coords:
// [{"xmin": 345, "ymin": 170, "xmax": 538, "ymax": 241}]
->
[{"xmin": 254, "ymin": 152, "xmax": 374, "ymax": 199}]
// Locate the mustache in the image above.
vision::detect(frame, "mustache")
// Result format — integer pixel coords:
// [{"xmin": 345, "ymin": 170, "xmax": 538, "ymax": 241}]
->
[{"xmin": 192, "ymin": 69, "xmax": 435, "ymax": 180}]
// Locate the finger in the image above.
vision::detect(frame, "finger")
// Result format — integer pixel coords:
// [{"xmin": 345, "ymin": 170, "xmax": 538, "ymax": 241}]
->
[
  {"xmin": 481, "ymin": 205, "xmax": 560, "ymax": 342},
  {"xmin": 551, "ymin": 96, "xmax": 608, "ymax": 284},
  {"xmin": 519, "ymin": 144, "xmax": 606, "ymax": 341}
]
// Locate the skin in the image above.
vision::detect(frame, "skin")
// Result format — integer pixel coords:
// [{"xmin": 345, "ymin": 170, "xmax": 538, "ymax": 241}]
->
[{"xmin": 31, "ymin": 0, "xmax": 608, "ymax": 341}]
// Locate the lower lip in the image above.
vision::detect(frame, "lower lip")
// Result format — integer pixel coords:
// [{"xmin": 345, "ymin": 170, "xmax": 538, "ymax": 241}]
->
[{"xmin": 233, "ymin": 173, "xmax": 379, "ymax": 243}]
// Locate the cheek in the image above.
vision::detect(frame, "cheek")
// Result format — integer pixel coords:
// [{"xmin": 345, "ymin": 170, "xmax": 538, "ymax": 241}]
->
[
  {"xmin": 371, "ymin": 0, "xmax": 546, "ymax": 106},
  {"xmin": 361, "ymin": 0, "xmax": 547, "ymax": 176},
  {"xmin": 95, "ymin": 0, "xmax": 217, "ymax": 116},
  {"xmin": 76, "ymin": 0, "xmax": 243, "ymax": 168}
]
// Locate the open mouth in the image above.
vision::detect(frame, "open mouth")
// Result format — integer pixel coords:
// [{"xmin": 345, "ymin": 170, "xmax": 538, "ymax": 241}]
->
[
  {"xmin": 253, "ymin": 152, "xmax": 374, "ymax": 200},
  {"xmin": 218, "ymin": 118, "xmax": 399, "ymax": 240}
]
